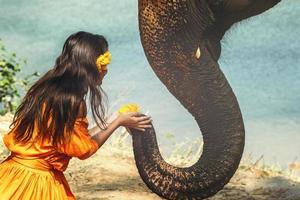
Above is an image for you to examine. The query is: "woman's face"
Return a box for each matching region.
[97,66,108,85]
[100,68,108,80]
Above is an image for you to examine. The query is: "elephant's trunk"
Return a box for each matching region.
[129,0,279,199]
[131,46,245,199]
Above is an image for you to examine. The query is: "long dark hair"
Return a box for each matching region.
[9,31,109,147]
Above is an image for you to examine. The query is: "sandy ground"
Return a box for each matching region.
[65,146,300,200]
[1,113,300,200]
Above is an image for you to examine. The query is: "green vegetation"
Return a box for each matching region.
[0,39,40,115]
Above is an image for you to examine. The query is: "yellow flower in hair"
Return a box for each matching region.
[118,103,140,114]
[96,51,111,71]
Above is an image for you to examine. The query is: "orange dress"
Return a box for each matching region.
[0,116,99,200]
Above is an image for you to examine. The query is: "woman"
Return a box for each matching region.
[0,31,152,199]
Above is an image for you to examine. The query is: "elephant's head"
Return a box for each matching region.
[128,0,281,199]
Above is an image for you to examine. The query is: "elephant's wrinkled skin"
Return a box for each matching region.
[128,0,281,199]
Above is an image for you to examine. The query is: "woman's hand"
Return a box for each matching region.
[116,112,152,133]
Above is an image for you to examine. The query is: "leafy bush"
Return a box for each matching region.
[0,39,40,115]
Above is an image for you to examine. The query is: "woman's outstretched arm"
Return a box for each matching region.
[89,117,120,149]
[77,100,152,149]
[89,112,152,149]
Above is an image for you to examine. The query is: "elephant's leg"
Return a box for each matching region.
[206,0,281,43]
[208,0,251,12]
[208,0,281,12]
[208,0,281,19]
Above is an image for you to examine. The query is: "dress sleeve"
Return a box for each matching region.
[57,117,99,160]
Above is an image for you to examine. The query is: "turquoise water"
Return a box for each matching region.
[0,0,299,169]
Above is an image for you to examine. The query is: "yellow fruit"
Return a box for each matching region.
[118,103,140,114]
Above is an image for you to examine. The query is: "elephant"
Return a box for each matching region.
[127,0,281,199]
